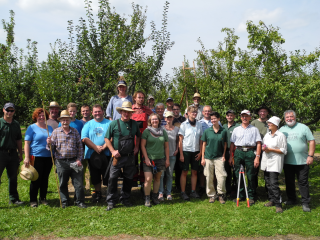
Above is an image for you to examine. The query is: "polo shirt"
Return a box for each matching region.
[230,124,262,146]
[279,122,314,165]
[141,129,168,160]
[251,119,268,139]
[223,122,240,148]
[201,126,227,159]
[178,119,203,152]
[105,119,140,150]
[0,118,22,150]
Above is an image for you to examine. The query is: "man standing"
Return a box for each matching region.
[105,101,140,211]
[82,104,111,202]
[131,91,153,187]
[279,110,315,212]
[47,101,62,130]
[80,105,92,125]
[184,93,204,121]
[0,103,24,205]
[223,110,240,196]
[59,103,83,135]
[155,103,166,126]
[164,97,174,114]
[147,95,156,113]
[229,110,262,206]
[199,105,213,132]
[251,105,271,192]
[172,103,186,128]
[47,110,86,208]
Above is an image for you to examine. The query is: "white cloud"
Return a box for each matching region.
[283,18,308,30]
[0,0,8,5]
[237,8,283,32]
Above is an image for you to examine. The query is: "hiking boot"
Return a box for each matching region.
[264,201,274,207]
[106,204,114,211]
[152,193,160,205]
[302,204,311,212]
[249,199,255,206]
[209,197,215,203]
[219,195,226,204]
[276,207,283,213]
[158,193,164,202]
[145,195,152,207]
[9,199,24,206]
[284,200,296,205]
[181,192,190,201]
[190,191,200,199]
[30,202,38,208]
[39,198,48,206]
[77,202,87,209]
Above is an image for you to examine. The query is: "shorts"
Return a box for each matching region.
[143,158,166,173]
[88,155,111,185]
[179,151,200,171]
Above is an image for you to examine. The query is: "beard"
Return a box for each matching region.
[193,101,199,106]
[286,120,296,127]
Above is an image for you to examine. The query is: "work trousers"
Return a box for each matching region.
[30,157,53,202]
[234,149,256,199]
[106,155,136,205]
[284,164,310,205]
[204,157,227,197]
[264,171,281,207]
[56,159,84,204]
[0,151,20,201]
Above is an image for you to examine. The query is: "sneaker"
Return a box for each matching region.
[145,196,152,207]
[158,193,164,202]
[167,195,173,200]
[30,202,38,208]
[180,192,190,201]
[284,200,296,205]
[9,199,24,205]
[302,204,311,212]
[152,193,160,205]
[249,199,255,206]
[264,201,274,207]
[276,207,283,213]
[106,204,114,211]
[190,191,200,199]
[39,199,48,206]
[219,196,226,204]
[209,197,215,203]
[77,202,87,208]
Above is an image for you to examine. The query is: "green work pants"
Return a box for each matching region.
[234,149,256,200]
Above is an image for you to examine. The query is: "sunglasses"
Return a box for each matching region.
[6,109,15,113]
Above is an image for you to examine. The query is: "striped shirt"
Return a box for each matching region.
[230,124,262,146]
[161,118,167,126]
[47,127,83,161]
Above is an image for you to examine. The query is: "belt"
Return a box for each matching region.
[0,149,16,153]
[236,146,256,152]
[58,157,77,161]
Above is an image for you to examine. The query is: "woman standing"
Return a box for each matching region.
[24,108,53,207]
[141,113,169,207]
[106,80,133,120]
[159,111,179,201]
[261,116,287,213]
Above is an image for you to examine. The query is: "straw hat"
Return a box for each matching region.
[20,165,39,181]
[116,101,136,114]
[57,110,72,121]
[193,93,201,99]
[47,101,62,109]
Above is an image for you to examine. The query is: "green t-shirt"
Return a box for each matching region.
[223,122,240,148]
[105,119,141,150]
[201,126,227,160]
[0,118,22,149]
[251,119,268,139]
[279,122,314,165]
[141,129,168,160]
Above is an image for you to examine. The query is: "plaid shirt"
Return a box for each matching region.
[47,127,83,161]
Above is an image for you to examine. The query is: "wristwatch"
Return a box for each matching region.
[308,155,314,158]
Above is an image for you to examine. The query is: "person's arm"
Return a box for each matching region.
[106,96,114,119]
[76,132,83,166]
[179,135,184,162]
[195,138,202,161]
[222,142,227,162]
[254,141,261,168]
[16,139,23,162]
[164,142,170,167]
[105,138,120,158]
[134,137,140,155]
[307,140,316,165]
[23,141,31,167]
[201,141,206,166]
[83,138,101,154]
[229,142,235,166]
[173,134,179,156]
[140,139,151,166]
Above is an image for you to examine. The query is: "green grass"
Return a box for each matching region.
[1,128,319,239]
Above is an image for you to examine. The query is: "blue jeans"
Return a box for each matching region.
[159,156,176,195]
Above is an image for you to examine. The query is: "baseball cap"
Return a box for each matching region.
[117,80,127,87]
[164,111,174,118]
[166,97,173,102]
[4,103,15,110]
[226,109,235,115]
[240,110,251,116]
[148,95,154,100]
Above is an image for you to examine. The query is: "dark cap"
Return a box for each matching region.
[4,103,15,110]
[226,109,235,115]
[166,97,173,102]
[117,80,127,87]
[256,105,272,114]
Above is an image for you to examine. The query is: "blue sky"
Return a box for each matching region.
[1,0,319,76]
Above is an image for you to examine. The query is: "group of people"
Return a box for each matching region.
[0,80,316,213]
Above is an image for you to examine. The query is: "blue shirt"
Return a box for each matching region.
[25,123,53,157]
[106,95,133,120]
[199,118,213,132]
[81,118,111,158]
[58,119,83,135]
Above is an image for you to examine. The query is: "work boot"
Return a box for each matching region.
[219,195,226,204]
[152,193,160,205]
[145,195,152,207]
[264,201,274,207]
[181,192,190,201]
[249,199,255,206]
[302,204,311,212]
[209,197,215,203]
[276,207,283,213]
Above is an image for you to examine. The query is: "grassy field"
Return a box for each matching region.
[0,129,320,239]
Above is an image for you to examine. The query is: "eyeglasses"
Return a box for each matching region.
[6,109,15,113]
